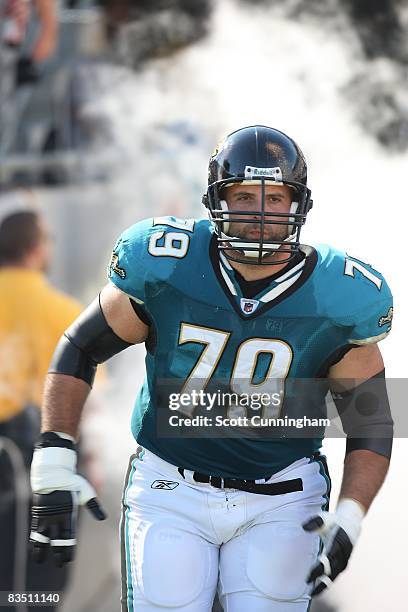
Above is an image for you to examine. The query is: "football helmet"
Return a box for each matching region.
[203,125,313,265]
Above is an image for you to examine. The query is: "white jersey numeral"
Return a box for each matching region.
[148,231,190,258]
[230,338,292,418]
[178,323,293,418]
[148,219,195,258]
[179,324,231,398]
[344,258,382,290]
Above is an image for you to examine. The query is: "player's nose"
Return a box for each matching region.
[249,200,263,216]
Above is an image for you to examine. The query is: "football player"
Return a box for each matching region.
[30,126,393,611]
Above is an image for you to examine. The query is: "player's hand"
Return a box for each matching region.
[30,431,107,567]
[302,499,365,596]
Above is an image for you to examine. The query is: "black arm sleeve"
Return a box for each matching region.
[129,298,152,326]
[49,294,133,387]
[331,369,394,459]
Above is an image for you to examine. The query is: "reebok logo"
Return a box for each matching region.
[244,166,283,181]
[151,480,179,490]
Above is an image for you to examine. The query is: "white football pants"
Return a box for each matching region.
[120,448,330,612]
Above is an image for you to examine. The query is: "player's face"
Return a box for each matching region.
[224,183,293,242]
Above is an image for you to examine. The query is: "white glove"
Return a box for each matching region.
[30,431,106,567]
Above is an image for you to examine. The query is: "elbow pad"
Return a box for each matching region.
[49,294,133,387]
[332,369,394,459]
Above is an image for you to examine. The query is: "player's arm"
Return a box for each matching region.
[303,343,393,596]
[41,283,148,436]
[30,283,148,566]
[328,343,391,510]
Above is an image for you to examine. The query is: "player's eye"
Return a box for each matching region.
[235,194,251,202]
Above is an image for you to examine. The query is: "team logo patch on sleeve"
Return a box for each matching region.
[378,307,393,327]
[108,252,126,279]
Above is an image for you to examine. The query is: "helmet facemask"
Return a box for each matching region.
[205,170,312,266]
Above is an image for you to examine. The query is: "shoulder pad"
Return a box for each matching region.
[107,216,212,304]
[314,245,393,344]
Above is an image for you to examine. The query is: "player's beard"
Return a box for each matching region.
[228,220,290,244]
[224,220,292,262]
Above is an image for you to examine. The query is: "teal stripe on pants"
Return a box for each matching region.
[121,455,137,612]
[308,453,332,603]
[310,453,332,511]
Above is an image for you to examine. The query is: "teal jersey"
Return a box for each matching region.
[108,217,393,479]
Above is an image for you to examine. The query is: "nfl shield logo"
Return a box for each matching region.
[240,298,259,314]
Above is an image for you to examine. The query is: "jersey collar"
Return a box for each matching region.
[209,236,318,320]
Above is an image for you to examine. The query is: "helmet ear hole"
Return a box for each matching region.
[288,201,299,237]
[216,200,230,234]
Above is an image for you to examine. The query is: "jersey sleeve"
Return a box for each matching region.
[348,271,393,345]
[107,221,150,304]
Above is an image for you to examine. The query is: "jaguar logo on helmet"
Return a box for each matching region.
[211,139,225,158]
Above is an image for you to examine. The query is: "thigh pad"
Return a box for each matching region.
[245,521,319,601]
[132,521,216,608]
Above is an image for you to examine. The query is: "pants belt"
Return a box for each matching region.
[178,468,303,496]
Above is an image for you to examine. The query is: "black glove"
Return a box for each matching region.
[302,499,364,596]
[30,432,106,567]
[16,56,40,86]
